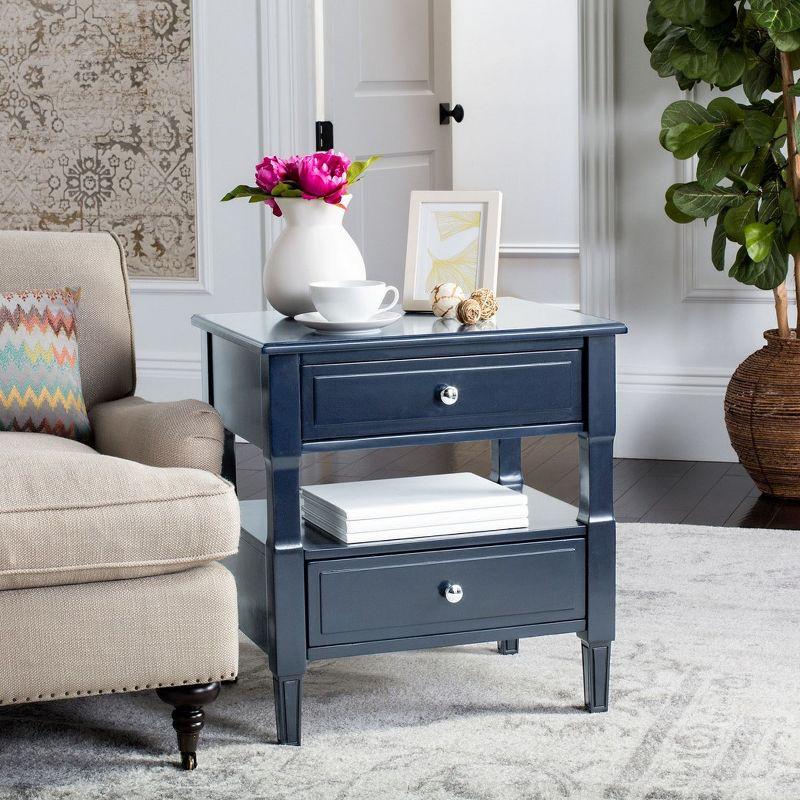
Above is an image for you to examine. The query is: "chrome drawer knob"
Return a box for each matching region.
[439,385,459,406]
[441,582,464,604]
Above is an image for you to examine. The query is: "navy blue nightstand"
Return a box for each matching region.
[193,298,627,745]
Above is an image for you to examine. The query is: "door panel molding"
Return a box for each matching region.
[579,0,615,318]
[261,0,316,251]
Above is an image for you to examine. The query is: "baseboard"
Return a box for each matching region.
[135,352,203,402]
[616,367,737,462]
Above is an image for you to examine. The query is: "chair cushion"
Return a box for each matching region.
[0,432,240,590]
[0,288,91,441]
[0,562,238,706]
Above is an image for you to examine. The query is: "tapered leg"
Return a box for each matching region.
[581,641,610,712]
[263,354,307,745]
[577,336,617,712]
[157,682,220,770]
[497,639,519,655]
[273,675,303,746]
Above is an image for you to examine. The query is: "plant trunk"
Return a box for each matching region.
[775,283,790,338]
[780,52,800,337]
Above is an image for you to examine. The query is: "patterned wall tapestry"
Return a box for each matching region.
[0,0,196,280]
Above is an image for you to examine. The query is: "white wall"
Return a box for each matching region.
[451,0,580,307]
[132,0,268,401]
[614,0,778,461]
[133,0,582,402]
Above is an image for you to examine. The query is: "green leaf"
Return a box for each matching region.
[724,195,758,243]
[729,124,754,152]
[729,246,766,284]
[750,0,800,34]
[754,237,790,289]
[647,2,673,35]
[760,184,782,225]
[672,40,719,80]
[743,60,774,103]
[708,96,744,122]
[701,0,735,26]
[741,145,769,186]
[220,184,269,202]
[715,48,746,86]
[769,29,800,52]
[673,182,745,219]
[656,0,706,24]
[744,221,777,262]
[268,182,302,198]
[743,110,777,146]
[651,30,684,77]
[780,188,798,235]
[697,144,733,188]
[665,122,719,159]
[661,100,714,129]
[712,211,729,270]
[665,183,695,224]
[346,156,379,185]
[789,223,800,254]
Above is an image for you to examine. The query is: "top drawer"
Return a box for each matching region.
[301,350,582,440]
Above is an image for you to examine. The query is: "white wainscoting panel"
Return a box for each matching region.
[131,0,309,403]
[612,1,780,461]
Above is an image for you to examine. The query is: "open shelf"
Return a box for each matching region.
[239,485,584,561]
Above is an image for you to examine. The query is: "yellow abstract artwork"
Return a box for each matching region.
[425,237,480,293]
[434,210,481,240]
[425,210,482,293]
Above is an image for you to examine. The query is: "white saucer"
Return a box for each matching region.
[295,310,403,336]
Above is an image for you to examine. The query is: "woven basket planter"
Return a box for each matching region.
[725,329,800,498]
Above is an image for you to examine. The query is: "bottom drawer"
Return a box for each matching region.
[306,539,586,647]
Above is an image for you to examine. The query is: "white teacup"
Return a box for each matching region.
[310,280,399,323]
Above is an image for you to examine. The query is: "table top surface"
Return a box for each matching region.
[193,297,627,354]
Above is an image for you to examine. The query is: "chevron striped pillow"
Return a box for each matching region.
[0,288,90,441]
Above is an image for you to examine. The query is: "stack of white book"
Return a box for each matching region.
[301,472,529,544]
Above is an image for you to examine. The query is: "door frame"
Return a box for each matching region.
[265,0,615,318]
[579,0,615,319]
[260,0,317,250]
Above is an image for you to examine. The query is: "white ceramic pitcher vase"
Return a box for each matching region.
[264,195,366,317]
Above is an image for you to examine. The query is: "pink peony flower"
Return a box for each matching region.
[254,155,287,193]
[282,155,302,183]
[297,150,351,204]
[255,155,288,217]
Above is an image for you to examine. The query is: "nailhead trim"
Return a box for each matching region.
[0,673,237,706]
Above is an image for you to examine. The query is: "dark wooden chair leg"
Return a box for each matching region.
[273,675,303,745]
[157,682,221,770]
[497,639,519,655]
[581,641,610,712]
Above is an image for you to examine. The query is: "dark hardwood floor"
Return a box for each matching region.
[235,434,800,529]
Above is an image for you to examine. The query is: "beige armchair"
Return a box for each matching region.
[0,231,240,770]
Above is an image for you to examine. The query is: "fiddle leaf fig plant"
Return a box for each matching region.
[646,0,800,336]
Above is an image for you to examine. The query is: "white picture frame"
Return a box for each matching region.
[402,190,502,312]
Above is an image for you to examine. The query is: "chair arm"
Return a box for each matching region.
[89,396,225,474]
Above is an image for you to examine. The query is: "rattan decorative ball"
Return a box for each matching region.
[456,298,482,325]
[470,288,499,320]
[430,283,466,319]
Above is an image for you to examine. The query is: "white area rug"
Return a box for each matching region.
[1,523,799,799]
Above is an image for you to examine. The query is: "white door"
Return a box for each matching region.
[320,0,453,288]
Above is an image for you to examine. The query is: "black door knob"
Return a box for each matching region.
[439,103,465,125]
